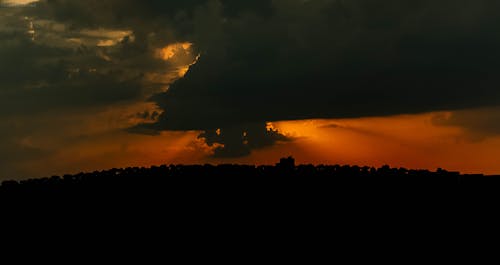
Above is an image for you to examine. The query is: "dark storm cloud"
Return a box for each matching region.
[0,0,198,175]
[24,0,273,38]
[150,0,500,128]
[0,0,190,116]
[1,1,260,116]
[0,34,143,115]
[19,0,291,156]
[129,0,500,156]
[198,122,290,158]
[5,0,500,158]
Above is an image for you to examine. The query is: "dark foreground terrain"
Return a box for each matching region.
[1,158,498,199]
[1,158,497,242]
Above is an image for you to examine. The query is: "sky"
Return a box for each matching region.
[1,0,500,179]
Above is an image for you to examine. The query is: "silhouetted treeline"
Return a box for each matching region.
[2,158,490,257]
[2,157,498,198]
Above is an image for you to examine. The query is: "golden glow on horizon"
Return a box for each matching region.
[13,112,500,178]
[264,114,500,175]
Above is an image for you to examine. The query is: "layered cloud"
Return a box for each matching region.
[0,0,200,176]
[139,0,500,155]
[2,0,500,170]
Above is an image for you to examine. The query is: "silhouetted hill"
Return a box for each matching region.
[2,157,498,244]
[2,157,498,199]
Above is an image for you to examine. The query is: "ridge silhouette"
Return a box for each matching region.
[1,157,498,198]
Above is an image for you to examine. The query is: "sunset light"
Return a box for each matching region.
[2,0,500,182]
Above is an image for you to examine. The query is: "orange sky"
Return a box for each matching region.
[269,115,500,175]
[3,41,498,179]
[3,1,500,181]
[16,111,500,178]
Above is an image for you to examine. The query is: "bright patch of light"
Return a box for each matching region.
[157,42,193,61]
[97,39,117,47]
[2,0,39,6]
[80,29,133,47]
[27,20,36,41]
[266,122,277,131]
[177,54,201,77]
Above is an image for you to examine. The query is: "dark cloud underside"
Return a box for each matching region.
[3,0,500,159]
[138,0,500,156]
[150,0,500,129]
